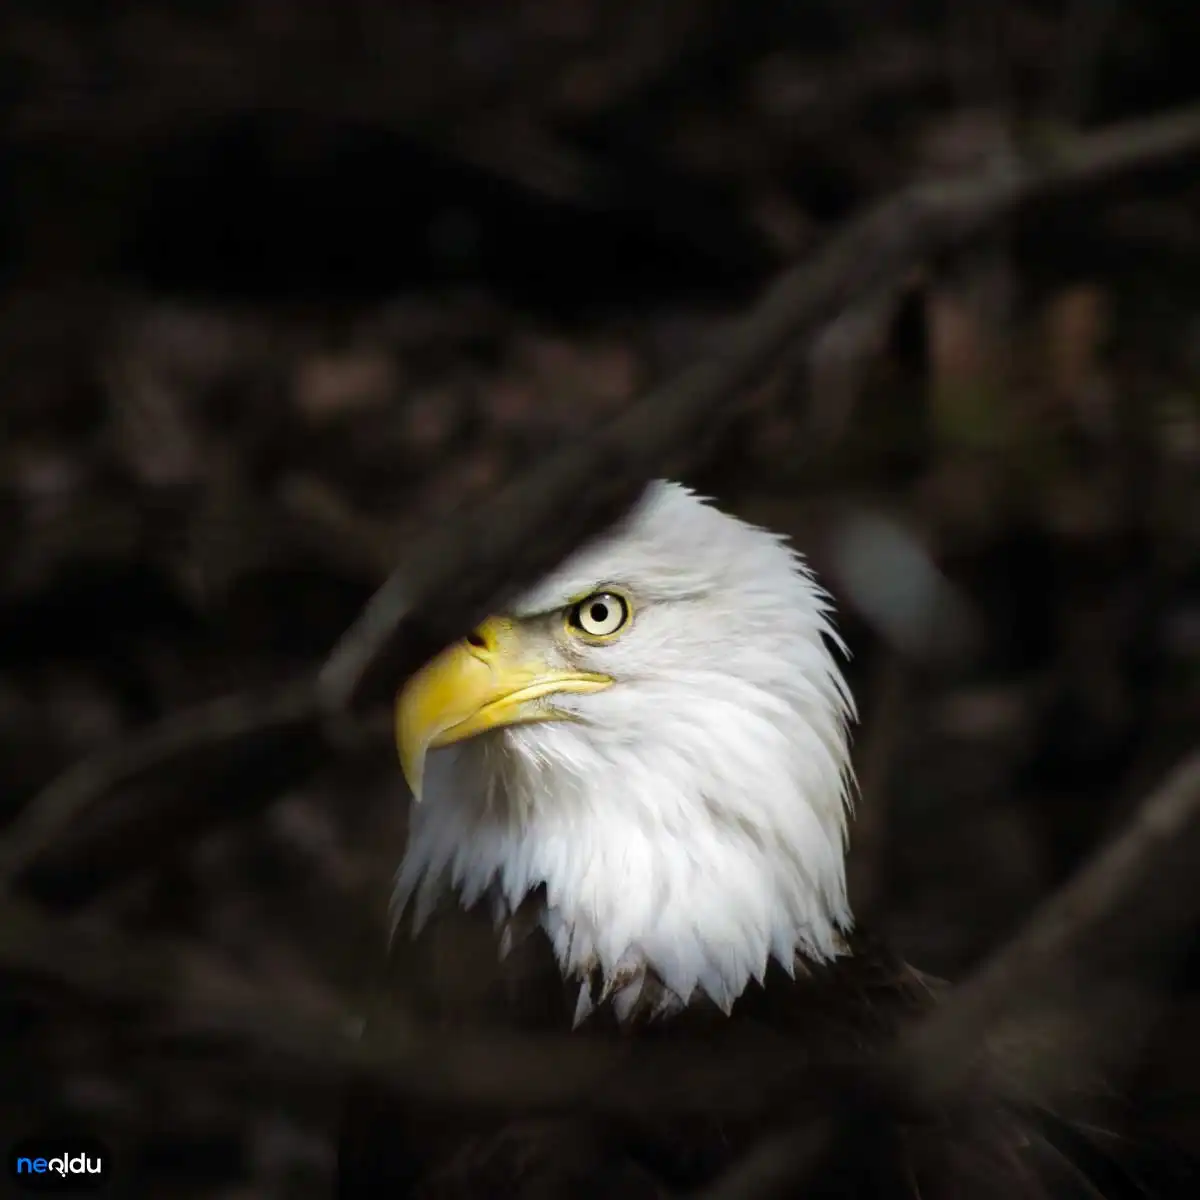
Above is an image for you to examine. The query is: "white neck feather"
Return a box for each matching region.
[393,664,855,1023]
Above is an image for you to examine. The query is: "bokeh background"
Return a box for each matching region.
[2,2,1200,1196]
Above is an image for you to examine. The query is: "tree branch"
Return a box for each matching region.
[696,747,1200,1197]
[899,748,1200,1101]
[317,102,1200,714]
[0,681,319,893]
[5,101,1200,930]
[2,749,1198,1131]
[0,893,821,1118]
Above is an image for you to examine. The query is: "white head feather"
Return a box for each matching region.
[393,481,857,1020]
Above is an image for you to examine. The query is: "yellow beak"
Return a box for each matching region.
[395,616,612,801]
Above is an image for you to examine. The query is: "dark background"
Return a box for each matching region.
[1,1,1199,1196]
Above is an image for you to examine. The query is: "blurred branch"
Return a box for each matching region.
[0,893,810,1118]
[697,748,1200,1197]
[900,748,1200,1099]
[0,681,319,893]
[317,101,1200,714]
[4,101,1200,909]
[0,749,1197,1132]
[1032,103,1200,193]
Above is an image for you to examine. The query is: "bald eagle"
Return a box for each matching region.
[337,482,1172,1199]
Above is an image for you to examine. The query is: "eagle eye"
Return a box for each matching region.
[566,592,630,640]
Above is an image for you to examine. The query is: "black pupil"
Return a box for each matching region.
[589,601,609,624]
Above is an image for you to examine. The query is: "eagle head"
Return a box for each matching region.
[392,481,856,1020]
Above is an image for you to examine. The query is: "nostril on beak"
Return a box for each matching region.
[466,628,488,650]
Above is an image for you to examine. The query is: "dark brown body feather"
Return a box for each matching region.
[337,896,1187,1199]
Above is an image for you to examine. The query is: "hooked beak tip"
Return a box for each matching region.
[398,742,426,804]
